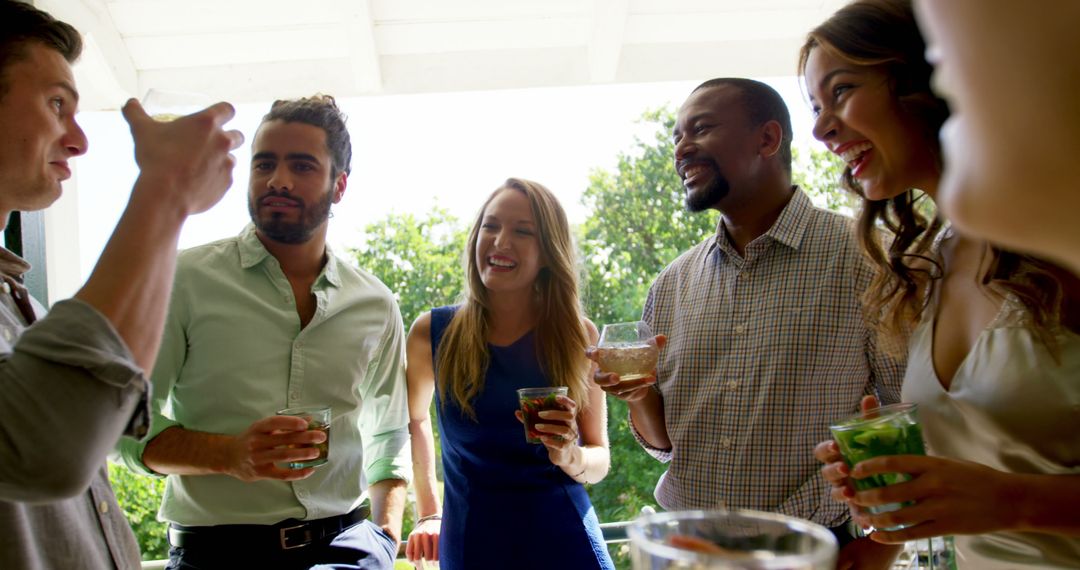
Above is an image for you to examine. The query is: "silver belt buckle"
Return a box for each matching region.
[279,524,312,550]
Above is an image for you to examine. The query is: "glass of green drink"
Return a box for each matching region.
[829,403,926,530]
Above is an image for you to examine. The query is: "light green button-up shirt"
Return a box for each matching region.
[116,225,410,526]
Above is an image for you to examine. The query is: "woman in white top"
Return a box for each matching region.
[800,1,1080,568]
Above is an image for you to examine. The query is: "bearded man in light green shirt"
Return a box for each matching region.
[116,95,410,569]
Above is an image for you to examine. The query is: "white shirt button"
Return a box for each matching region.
[734,324,745,334]
[727,380,739,390]
[720,436,732,449]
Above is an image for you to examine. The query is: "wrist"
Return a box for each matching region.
[131,173,199,222]
[570,446,587,480]
[416,513,442,525]
[1007,472,1040,532]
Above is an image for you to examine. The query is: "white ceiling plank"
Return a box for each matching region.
[137,58,361,104]
[629,0,829,13]
[40,0,137,99]
[125,28,347,69]
[372,0,586,23]
[48,0,859,110]
[588,0,628,83]
[624,9,832,44]
[335,0,383,94]
[106,0,338,36]
[375,18,590,55]
[380,47,590,94]
[619,38,810,82]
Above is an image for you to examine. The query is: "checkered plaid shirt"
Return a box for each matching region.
[635,188,904,527]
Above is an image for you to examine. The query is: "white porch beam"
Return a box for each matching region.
[336,0,383,94]
[588,0,628,83]
[39,0,137,110]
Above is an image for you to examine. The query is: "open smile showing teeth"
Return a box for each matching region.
[682,164,710,180]
[838,142,873,166]
[488,256,516,268]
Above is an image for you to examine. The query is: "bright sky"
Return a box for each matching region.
[71,76,818,280]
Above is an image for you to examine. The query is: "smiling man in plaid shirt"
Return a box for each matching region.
[594,78,906,568]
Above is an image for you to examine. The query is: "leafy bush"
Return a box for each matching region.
[108,463,168,560]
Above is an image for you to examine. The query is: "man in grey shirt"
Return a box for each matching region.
[0,2,243,568]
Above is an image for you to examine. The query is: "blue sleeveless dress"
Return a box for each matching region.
[430,306,614,570]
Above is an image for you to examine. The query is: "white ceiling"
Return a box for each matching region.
[40,0,847,111]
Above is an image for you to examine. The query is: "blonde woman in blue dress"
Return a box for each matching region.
[800,1,1080,568]
[404,178,614,570]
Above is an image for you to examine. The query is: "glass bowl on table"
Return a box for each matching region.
[628,509,837,569]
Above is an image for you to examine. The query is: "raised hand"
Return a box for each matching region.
[122,98,245,216]
[224,415,325,482]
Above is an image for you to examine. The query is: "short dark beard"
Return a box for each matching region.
[249,186,334,245]
[685,170,730,212]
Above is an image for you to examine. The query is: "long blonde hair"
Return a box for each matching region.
[436,178,591,419]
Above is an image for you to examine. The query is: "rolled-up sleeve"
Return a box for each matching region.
[358,300,411,486]
[114,283,189,478]
[0,299,148,502]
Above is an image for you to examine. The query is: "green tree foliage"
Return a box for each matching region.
[349,206,470,329]
[793,145,856,214]
[108,464,168,560]
[579,108,719,327]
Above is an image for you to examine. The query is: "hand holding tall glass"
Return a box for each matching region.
[829,403,926,529]
[596,321,660,382]
[629,509,837,569]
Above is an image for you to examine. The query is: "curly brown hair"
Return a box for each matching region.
[799,0,1072,353]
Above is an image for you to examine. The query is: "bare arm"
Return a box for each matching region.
[141,417,325,482]
[369,477,408,549]
[404,312,442,562]
[558,319,611,484]
[0,101,241,501]
[74,101,243,374]
[627,388,671,451]
[406,312,441,517]
[851,456,1080,543]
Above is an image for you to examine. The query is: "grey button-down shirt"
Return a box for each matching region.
[635,189,905,527]
[0,246,145,569]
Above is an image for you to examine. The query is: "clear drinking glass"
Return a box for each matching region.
[276,405,331,468]
[596,321,660,382]
[517,386,568,444]
[142,88,211,122]
[628,509,837,569]
[829,403,926,529]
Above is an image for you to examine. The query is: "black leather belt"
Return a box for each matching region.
[169,503,370,551]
